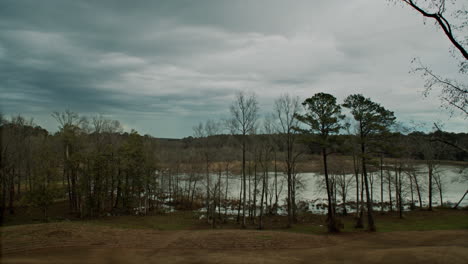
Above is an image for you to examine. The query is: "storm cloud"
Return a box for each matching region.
[1,0,466,137]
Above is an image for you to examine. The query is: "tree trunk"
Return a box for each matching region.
[454,190,468,209]
[287,166,292,228]
[225,163,229,222]
[253,161,257,223]
[341,177,347,216]
[248,161,252,220]
[414,173,422,208]
[438,180,443,207]
[380,155,384,213]
[398,166,403,219]
[259,170,266,230]
[353,152,363,228]
[394,166,399,214]
[286,137,294,228]
[0,169,7,222]
[292,166,297,223]
[206,158,210,223]
[428,163,433,211]
[237,174,242,223]
[388,172,393,212]
[323,148,338,232]
[8,169,15,215]
[409,171,415,210]
[218,168,222,221]
[242,139,246,228]
[274,152,278,213]
[361,142,375,232]
[265,160,269,212]
[370,172,374,203]
[17,167,21,198]
[191,180,197,206]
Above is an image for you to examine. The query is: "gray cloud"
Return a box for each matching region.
[1,0,466,138]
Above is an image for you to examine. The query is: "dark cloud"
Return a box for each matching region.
[1,0,466,138]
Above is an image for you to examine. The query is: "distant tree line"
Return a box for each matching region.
[1,93,467,232]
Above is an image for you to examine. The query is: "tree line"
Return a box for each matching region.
[1,92,467,232]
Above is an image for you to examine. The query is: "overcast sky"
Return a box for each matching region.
[1,0,467,138]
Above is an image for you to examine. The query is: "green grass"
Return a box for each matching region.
[2,200,75,226]
[288,224,328,235]
[4,201,467,235]
[287,209,468,234]
[371,209,468,232]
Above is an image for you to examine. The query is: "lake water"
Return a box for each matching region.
[219,164,468,213]
[149,163,467,215]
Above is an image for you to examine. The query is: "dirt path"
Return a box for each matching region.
[1,223,467,263]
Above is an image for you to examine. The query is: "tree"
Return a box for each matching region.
[413,59,467,116]
[342,120,366,227]
[263,114,281,214]
[332,158,354,216]
[117,130,145,213]
[295,93,344,232]
[2,115,38,216]
[394,1,468,118]
[343,94,396,232]
[398,0,467,60]
[229,91,259,228]
[52,110,87,214]
[193,119,221,225]
[274,94,301,227]
[23,134,61,220]
[257,119,277,229]
[433,167,445,206]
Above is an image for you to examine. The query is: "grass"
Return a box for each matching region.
[288,224,328,234]
[370,209,468,232]
[288,209,468,234]
[2,200,77,226]
[3,201,467,235]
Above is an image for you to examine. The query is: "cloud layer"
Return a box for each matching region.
[1,0,466,137]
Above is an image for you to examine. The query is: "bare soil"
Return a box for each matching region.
[1,223,467,263]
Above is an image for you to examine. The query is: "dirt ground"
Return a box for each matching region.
[1,223,467,264]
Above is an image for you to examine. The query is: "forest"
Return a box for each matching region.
[1,92,467,233]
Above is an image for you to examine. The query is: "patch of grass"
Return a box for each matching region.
[372,209,468,232]
[2,200,77,226]
[4,201,467,235]
[285,209,468,235]
[85,211,202,231]
[288,224,328,234]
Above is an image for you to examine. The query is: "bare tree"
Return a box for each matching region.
[257,120,276,229]
[433,166,445,207]
[412,59,467,116]
[229,91,259,228]
[274,94,301,227]
[392,1,468,119]
[193,119,221,225]
[397,0,467,60]
[404,162,424,208]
